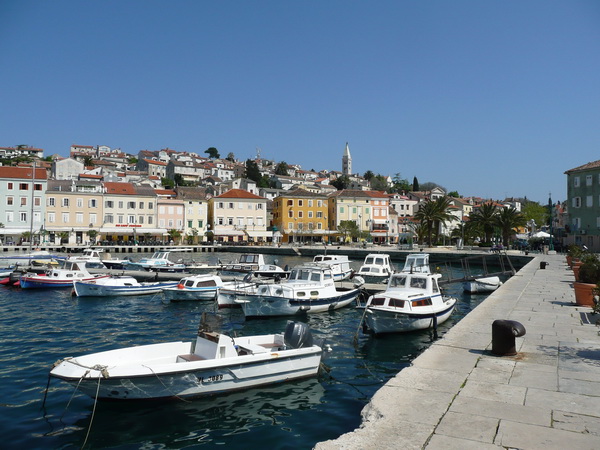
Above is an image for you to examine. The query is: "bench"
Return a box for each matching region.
[177,353,205,363]
[236,343,270,355]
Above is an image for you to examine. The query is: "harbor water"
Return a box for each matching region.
[0,252,500,449]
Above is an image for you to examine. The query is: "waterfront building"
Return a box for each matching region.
[564,160,600,251]
[45,179,103,245]
[208,189,269,243]
[0,166,47,245]
[176,187,209,244]
[156,189,185,243]
[272,188,329,244]
[328,189,390,244]
[51,157,85,180]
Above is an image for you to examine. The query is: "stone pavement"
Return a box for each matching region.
[316,254,600,449]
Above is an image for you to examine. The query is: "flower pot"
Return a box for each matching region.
[573,282,596,307]
[572,262,583,281]
[566,255,573,267]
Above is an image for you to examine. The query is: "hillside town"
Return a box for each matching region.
[0,143,570,250]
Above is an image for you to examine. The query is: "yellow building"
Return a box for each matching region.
[273,189,329,244]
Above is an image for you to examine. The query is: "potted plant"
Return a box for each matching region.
[567,244,584,268]
[574,254,600,307]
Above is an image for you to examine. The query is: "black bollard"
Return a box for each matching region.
[539,261,548,269]
[491,320,526,356]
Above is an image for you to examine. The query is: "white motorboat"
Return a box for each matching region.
[312,255,352,281]
[162,274,226,302]
[216,279,261,308]
[68,248,130,270]
[49,319,324,400]
[361,266,457,335]
[0,250,65,266]
[219,254,288,278]
[136,251,187,272]
[400,253,431,273]
[228,263,364,318]
[356,253,393,284]
[19,260,110,289]
[463,276,502,293]
[73,276,179,297]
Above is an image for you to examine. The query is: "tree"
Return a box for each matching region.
[447,191,460,198]
[469,202,499,243]
[414,197,455,246]
[204,147,220,159]
[161,177,174,188]
[391,173,410,193]
[331,175,350,190]
[174,174,186,186]
[87,229,98,244]
[226,152,236,162]
[363,170,375,181]
[275,161,289,176]
[412,177,420,191]
[83,155,94,167]
[337,220,359,242]
[522,200,547,229]
[370,175,388,192]
[496,207,527,247]
[167,229,182,244]
[244,159,261,183]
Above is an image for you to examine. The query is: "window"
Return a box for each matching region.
[128,215,135,224]
[48,197,55,207]
[586,175,593,186]
[20,197,27,206]
[298,200,304,207]
[308,200,313,207]
[128,202,136,209]
[89,199,97,208]
[6,197,13,206]
[34,197,41,206]
[317,222,322,229]
[587,196,593,207]
[20,212,27,222]
[228,202,234,209]
[298,211,303,218]
[139,202,144,209]
[117,215,124,224]
[288,210,294,218]
[138,216,144,224]
[168,206,174,214]
[19,183,28,190]
[105,200,113,208]
[48,212,55,223]
[572,197,581,208]
[62,213,69,223]
[227,217,233,225]
[90,213,97,224]
[574,177,580,187]
[118,201,124,209]
[104,214,114,224]
[34,183,42,191]
[7,182,13,190]
[317,211,323,218]
[159,219,165,227]
[76,213,84,224]
[148,203,153,210]
[288,222,294,230]
[77,198,83,208]
[308,211,313,218]
[62,198,69,207]
[218,202,224,209]
[287,200,293,206]
[217,217,224,225]
[317,200,322,207]
[148,216,153,225]
[6,212,13,223]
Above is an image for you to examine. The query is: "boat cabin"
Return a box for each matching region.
[401,254,431,273]
[178,275,222,289]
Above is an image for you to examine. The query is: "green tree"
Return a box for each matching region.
[244,159,261,183]
[363,170,375,181]
[412,177,420,191]
[391,173,410,193]
[161,177,174,188]
[331,175,350,190]
[87,229,99,244]
[447,191,460,198]
[469,202,499,243]
[226,152,236,162]
[204,147,220,159]
[275,161,289,176]
[496,207,527,247]
[174,174,186,187]
[83,155,94,167]
[522,200,547,229]
[370,175,388,191]
[414,197,455,246]
[337,220,359,242]
[167,229,182,244]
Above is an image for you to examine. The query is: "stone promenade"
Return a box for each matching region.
[316,254,600,449]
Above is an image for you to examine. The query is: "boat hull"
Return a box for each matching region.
[162,287,219,302]
[74,281,178,297]
[50,341,322,400]
[236,289,360,318]
[364,301,456,334]
[20,274,109,289]
[463,276,502,293]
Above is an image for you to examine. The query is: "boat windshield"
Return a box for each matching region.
[390,275,407,287]
[410,277,427,289]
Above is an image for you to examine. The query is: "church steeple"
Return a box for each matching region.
[342,142,352,176]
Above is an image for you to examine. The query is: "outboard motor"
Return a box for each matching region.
[284,321,314,349]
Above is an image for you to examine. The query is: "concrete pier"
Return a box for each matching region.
[316,254,600,449]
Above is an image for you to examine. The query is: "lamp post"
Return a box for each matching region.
[548,193,554,252]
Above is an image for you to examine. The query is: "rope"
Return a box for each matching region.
[60,370,90,422]
[81,375,101,449]
[353,289,370,344]
[142,364,191,403]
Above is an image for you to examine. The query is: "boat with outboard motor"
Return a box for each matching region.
[463,276,502,293]
[49,316,324,400]
[360,257,457,334]
[161,274,227,302]
[311,254,352,281]
[73,276,178,297]
[134,251,187,272]
[226,263,364,318]
[219,254,289,278]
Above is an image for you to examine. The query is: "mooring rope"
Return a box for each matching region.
[142,364,191,403]
[81,375,101,449]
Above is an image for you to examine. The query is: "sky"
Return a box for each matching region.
[1,1,599,204]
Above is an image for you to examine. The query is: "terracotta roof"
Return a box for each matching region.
[278,188,328,199]
[215,189,266,200]
[143,158,167,166]
[565,160,600,174]
[0,166,47,180]
[104,182,136,195]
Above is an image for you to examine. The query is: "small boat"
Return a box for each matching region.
[228,263,364,318]
[0,250,66,266]
[19,261,110,289]
[312,255,352,281]
[216,278,260,308]
[361,262,457,335]
[162,274,226,302]
[68,248,130,269]
[400,253,431,273]
[462,276,502,293]
[356,253,393,284]
[73,276,179,297]
[136,251,187,272]
[49,317,324,400]
[219,254,288,278]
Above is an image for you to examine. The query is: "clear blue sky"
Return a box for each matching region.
[1,1,599,204]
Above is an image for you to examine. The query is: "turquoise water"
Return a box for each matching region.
[0,252,493,449]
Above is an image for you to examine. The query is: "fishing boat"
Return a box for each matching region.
[229,263,364,318]
[19,260,110,289]
[360,266,457,335]
[161,274,226,302]
[356,253,393,284]
[219,254,288,278]
[68,248,130,270]
[400,253,431,273]
[73,276,178,297]
[136,251,187,272]
[312,254,352,281]
[0,250,65,266]
[462,276,502,293]
[49,317,324,400]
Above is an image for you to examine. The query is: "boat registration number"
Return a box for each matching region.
[197,374,223,383]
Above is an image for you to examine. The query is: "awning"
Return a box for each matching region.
[0,228,32,235]
[246,231,273,238]
[213,230,245,236]
[100,227,168,235]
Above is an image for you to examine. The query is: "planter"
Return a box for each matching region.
[573,282,596,307]
[572,262,583,281]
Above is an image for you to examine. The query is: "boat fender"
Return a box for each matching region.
[177,283,185,289]
[243,273,253,282]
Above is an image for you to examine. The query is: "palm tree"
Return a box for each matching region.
[167,229,182,245]
[469,202,498,243]
[496,207,527,247]
[414,197,455,246]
